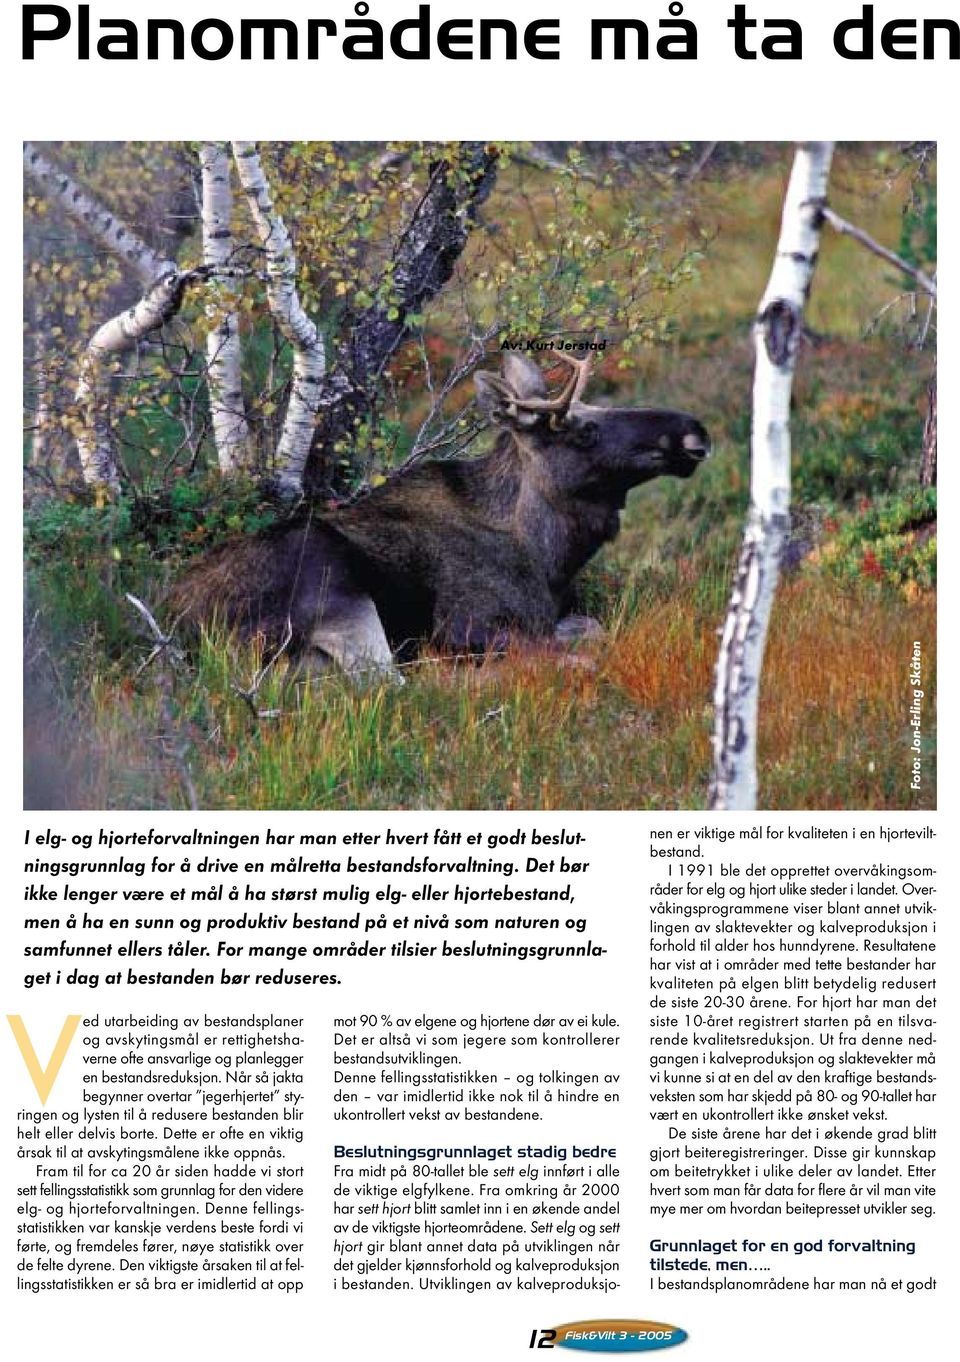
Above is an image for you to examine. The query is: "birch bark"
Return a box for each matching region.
[232,142,325,497]
[199,143,250,475]
[75,272,191,492]
[920,365,937,488]
[24,144,184,494]
[710,142,835,811]
[28,336,49,471]
[24,143,172,289]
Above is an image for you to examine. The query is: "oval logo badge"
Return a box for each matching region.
[552,1320,687,1353]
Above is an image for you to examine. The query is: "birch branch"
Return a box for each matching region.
[821,207,937,299]
[232,141,325,498]
[199,143,251,475]
[125,594,198,810]
[76,268,207,493]
[710,142,835,812]
[24,143,174,287]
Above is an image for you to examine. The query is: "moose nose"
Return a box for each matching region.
[682,431,711,460]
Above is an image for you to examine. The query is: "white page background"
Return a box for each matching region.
[4,3,955,1358]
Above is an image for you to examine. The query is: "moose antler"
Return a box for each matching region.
[475,350,595,429]
[512,352,593,415]
[551,351,594,405]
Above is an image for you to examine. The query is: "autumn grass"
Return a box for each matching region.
[25,557,935,812]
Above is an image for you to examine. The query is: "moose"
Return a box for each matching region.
[167,351,711,675]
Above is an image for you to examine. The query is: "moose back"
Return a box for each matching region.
[168,352,711,674]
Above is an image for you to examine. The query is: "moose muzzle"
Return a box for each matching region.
[682,431,712,460]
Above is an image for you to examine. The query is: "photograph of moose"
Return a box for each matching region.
[23,141,936,811]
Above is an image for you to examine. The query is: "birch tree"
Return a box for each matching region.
[710,142,835,811]
[25,143,190,494]
[232,141,325,498]
[200,143,251,475]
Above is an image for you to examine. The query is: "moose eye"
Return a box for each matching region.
[577,422,600,449]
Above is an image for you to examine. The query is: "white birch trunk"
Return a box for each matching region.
[232,141,325,497]
[710,142,835,811]
[25,143,186,494]
[199,143,251,475]
[24,143,173,288]
[29,335,49,469]
[76,271,191,493]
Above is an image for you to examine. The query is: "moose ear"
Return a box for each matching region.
[474,371,540,428]
[474,371,511,419]
[501,352,547,401]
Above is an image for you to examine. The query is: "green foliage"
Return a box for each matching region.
[895,155,937,286]
[791,392,922,505]
[808,488,937,597]
[24,479,280,673]
[464,155,700,356]
[25,478,277,569]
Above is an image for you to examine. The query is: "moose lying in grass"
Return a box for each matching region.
[168,352,711,676]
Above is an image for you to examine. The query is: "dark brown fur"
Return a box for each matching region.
[168,355,711,670]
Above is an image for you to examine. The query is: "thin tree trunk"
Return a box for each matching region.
[76,271,194,493]
[232,142,325,498]
[710,142,835,811]
[28,334,49,469]
[199,143,251,476]
[920,365,937,488]
[25,144,186,494]
[24,143,173,288]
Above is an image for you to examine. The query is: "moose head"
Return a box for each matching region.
[474,350,711,500]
